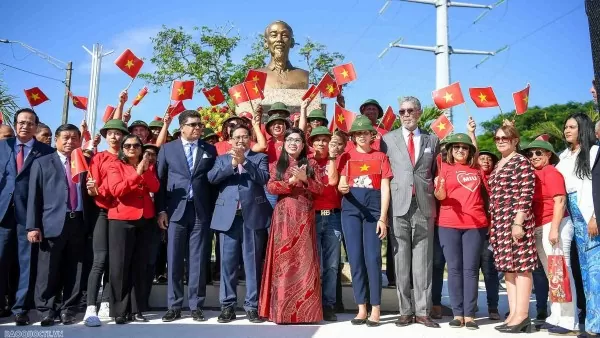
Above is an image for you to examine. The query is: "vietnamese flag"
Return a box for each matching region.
[302,84,319,103]
[153,116,162,121]
[347,160,382,177]
[513,84,530,115]
[70,148,90,183]
[171,80,194,101]
[202,86,225,106]
[535,134,550,141]
[333,63,357,86]
[167,100,186,118]
[244,81,264,100]
[24,87,49,107]
[114,49,144,78]
[102,105,116,123]
[468,87,499,108]
[245,70,267,92]
[380,106,396,131]
[430,114,454,140]
[317,73,340,98]
[228,83,250,105]
[71,96,88,110]
[432,82,465,110]
[334,103,356,133]
[132,86,148,106]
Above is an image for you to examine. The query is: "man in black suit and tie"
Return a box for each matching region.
[0,109,54,325]
[156,110,217,322]
[27,124,93,326]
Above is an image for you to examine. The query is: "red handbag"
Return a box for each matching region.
[547,249,572,303]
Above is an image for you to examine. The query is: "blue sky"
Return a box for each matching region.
[0,0,594,136]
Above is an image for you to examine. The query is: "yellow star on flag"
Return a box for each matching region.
[208,94,216,103]
[326,84,335,94]
[443,92,453,103]
[252,85,259,94]
[30,93,40,101]
[337,114,345,124]
[177,87,186,96]
[125,60,134,69]
[359,163,370,172]
[478,93,487,102]
[341,69,349,78]
[437,122,446,131]
[135,94,142,101]
[233,91,241,99]
[73,98,78,105]
[252,76,260,82]
[523,95,529,104]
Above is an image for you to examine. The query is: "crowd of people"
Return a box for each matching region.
[0,86,600,337]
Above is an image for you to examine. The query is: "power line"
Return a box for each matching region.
[0,62,66,84]
[506,4,583,47]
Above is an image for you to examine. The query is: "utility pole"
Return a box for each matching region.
[379,0,498,123]
[61,61,73,124]
[83,44,113,139]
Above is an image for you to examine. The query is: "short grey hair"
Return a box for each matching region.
[595,120,600,132]
[399,96,422,111]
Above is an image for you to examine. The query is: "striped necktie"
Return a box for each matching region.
[185,143,194,199]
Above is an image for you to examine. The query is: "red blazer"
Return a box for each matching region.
[106,161,160,220]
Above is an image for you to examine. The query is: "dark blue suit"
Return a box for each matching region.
[27,152,93,317]
[0,138,54,315]
[208,151,271,310]
[156,139,217,310]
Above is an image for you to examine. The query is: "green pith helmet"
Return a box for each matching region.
[359,99,384,118]
[128,120,149,133]
[201,128,218,140]
[307,109,328,125]
[309,126,332,142]
[349,115,376,134]
[479,150,499,163]
[444,133,476,153]
[172,128,181,138]
[148,120,164,129]
[267,102,290,117]
[99,119,130,138]
[265,113,291,135]
[143,144,159,153]
[521,140,560,165]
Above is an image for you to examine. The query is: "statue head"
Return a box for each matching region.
[264,21,295,61]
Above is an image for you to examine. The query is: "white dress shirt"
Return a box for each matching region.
[181,138,199,168]
[57,151,83,212]
[401,127,422,163]
[14,138,35,162]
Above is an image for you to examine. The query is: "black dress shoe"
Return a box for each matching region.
[217,307,236,323]
[246,310,263,323]
[40,316,55,327]
[61,313,76,325]
[494,323,508,330]
[498,318,532,333]
[323,307,338,322]
[134,313,148,322]
[415,316,441,328]
[115,316,128,324]
[395,315,414,327]
[191,309,206,322]
[351,318,367,325]
[14,313,30,326]
[0,309,12,318]
[162,309,181,322]
[366,319,380,327]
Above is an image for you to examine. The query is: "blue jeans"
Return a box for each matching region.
[480,238,499,310]
[432,226,446,306]
[316,211,343,308]
[533,263,549,312]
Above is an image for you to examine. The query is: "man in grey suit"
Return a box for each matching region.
[380,96,440,328]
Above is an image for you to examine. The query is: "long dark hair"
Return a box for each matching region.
[118,134,144,164]
[563,112,596,179]
[275,127,315,181]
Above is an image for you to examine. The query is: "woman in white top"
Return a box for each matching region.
[555,112,600,337]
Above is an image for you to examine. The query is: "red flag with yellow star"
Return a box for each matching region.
[114,49,144,78]
[535,134,550,141]
[24,87,49,107]
[167,100,186,118]
[334,103,356,133]
[71,96,88,110]
[228,84,250,105]
[468,87,499,108]
[243,81,264,100]
[380,106,396,131]
[513,84,530,115]
[333,63,357,86]
[432,82,465,110]
[70,148,90,183]
[171,80,194,101]
[347,160,382,177]
[202,86,225,106]
[245,70,267,92]
[430,114,453,140]
[317,73,340,98]
[102,105,116,123]
[132,86,148,106]
[302,84,319,103]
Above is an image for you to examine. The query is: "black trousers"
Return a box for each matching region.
[34,213,85,317]
[86,209,110,306]
[108,218,151,317]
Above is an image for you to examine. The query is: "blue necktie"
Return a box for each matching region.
[185,143,194,199]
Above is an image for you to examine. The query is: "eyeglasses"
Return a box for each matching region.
[123,143,141,149]
[232,135,250,141]
[494,136,512,143]
[452,145,470,151]
[17,121,36,128]
[398,108,417,116]
[184,122,203,129]
[285,138,303,144]
[526,150,544,158]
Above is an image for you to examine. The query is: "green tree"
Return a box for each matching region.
[0,76,18,126]
[298,38,344,84]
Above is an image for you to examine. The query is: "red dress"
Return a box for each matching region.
[258,158,324,324]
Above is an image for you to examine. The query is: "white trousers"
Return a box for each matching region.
[534,217,578,331]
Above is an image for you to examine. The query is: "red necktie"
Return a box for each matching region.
[65,156,78,211]
[408,132,415,195]
[16,144,24,173]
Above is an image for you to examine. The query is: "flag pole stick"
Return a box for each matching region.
[124,77,136,91]
[497,104,505,119]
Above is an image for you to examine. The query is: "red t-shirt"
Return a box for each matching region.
[343,126,386,152]
[310,155,341,210]
[89,150,119,210]
[215,140,257,156]
[338,148,393,190]
[533,165,568,227]
[266,138,284,165]
[437,163,488,229]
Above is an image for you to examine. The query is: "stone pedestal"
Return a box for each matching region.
[235,88,325,121]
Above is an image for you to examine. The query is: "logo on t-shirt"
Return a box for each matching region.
[456,171,480,192]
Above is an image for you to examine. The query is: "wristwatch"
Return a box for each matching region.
[328,156,337,160]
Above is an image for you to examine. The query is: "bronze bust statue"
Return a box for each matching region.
[257,21,309,90]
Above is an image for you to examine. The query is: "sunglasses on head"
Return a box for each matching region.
[123,143,141,150]
[526,150,545,158]
[494,136,512,143]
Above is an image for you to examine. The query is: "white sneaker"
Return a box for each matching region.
[84,305,101,327]
[98,302,110,319]
[83,305,97,320]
